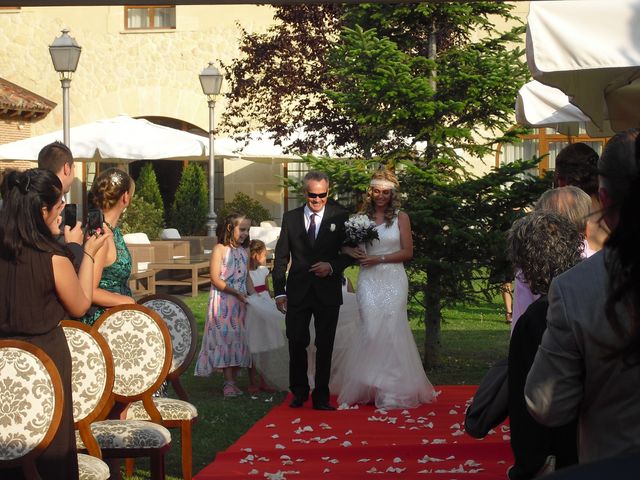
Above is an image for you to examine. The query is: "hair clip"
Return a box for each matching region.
[110,171,123,187]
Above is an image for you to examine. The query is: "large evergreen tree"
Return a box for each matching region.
[223,4,546,367]
[170,163,208,236]
[135,163,165,219]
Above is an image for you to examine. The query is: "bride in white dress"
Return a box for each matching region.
[338,169,436,409]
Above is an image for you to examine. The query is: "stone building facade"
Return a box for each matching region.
[0,5,290,220]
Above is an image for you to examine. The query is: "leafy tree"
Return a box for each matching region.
[121,196,164,240]
[217,192,272,226]
[169,163,208,236]
[224,4,543,367]
[134,163,165,220]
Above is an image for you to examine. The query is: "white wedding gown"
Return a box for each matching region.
[337,216,436,409]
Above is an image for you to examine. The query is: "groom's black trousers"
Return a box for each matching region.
[285,287,340,404]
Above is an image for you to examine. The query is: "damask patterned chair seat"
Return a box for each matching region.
[77,453,110,480]
[75,420,172,449]
[127,398,198,421]
[126,294,199,479]
[93,305,174,480]
[0,340,63,479]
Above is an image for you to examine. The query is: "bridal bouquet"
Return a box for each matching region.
[343,214,379,247]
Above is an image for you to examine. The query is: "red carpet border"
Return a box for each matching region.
[195,385,513,479]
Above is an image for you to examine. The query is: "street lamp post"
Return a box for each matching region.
[199,62,223,237]
[49,28,81,203]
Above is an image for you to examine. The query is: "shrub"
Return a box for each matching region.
[121,196,164,240]
[135,163,165,219]
[169,163,208,235]
[217,192,272,226]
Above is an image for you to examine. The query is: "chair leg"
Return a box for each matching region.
[106,458,123,480]
[149,453,165,480]
[125,457,135,476]
[181,420,193,480]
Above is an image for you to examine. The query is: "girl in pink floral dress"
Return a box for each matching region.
[195,213,254,397]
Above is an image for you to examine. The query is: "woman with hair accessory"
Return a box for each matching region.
[338,169,436,409]
[0,168,109,479]
[79,168,136,326]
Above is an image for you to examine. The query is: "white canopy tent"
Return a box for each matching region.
[527,0,640,132]
[0,115,239,162]
[516,80,614,137]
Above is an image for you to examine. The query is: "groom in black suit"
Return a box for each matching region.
[273,171,351,410]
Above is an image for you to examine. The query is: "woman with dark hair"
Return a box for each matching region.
[0,168,108,479]
[507,211,582,479]
[526,129,640,464]
[553,142,609,254]
[80,168,136,325]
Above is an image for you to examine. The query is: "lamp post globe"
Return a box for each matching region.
[49,28,81,203]
[199,62,223,237]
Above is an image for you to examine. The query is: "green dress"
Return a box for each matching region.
[80,224,133,326]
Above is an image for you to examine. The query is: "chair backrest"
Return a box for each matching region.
[137,294,197,378]
[249,226,281,250]
[62,321,114,427]
[94,304,172,404]
[0,339,63,474]
[123,232,151,245]
[160,228,181,240]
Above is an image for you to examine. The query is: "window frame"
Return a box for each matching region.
[124,5,176,31]
[496,127,609,176]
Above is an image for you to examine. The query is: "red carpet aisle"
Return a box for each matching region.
[194,386,512,479]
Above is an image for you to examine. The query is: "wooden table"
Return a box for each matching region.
[151,255,210,297]
[129,269,156,299]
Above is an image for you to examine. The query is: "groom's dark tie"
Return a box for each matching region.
[308,213,317,245]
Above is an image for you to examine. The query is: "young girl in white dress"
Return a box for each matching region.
[339,169,436,409]
[245,240,286,392]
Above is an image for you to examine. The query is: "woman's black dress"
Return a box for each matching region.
[0,247,79,479]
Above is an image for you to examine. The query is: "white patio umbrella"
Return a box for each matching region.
[216,133,300,164]
[527,0,640,132]
[516,80,614,137]
[0,115,238,162]
[217,130,424,163]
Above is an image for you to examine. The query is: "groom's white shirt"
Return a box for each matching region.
[304,205,325,241]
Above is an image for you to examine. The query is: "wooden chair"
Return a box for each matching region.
[0,340,64,479]
[125,293,199,479]
[62,321,113,480]
[138,293,198,401]
[92,304,174,480]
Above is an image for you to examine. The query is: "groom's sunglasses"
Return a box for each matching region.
[306,191,328,199]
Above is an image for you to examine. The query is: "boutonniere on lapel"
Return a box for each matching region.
[330,223,336,232]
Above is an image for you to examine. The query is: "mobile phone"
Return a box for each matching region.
[63,204,77,228]
[86,208,104,235]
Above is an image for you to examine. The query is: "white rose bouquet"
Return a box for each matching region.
[343,214,379,247]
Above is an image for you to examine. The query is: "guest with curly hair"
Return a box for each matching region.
[511,186,592,330]
[526,129,640,464]
[506,211,583,479]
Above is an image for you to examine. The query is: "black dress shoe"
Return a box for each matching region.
[289,396,306,408]
[312,402,336,411]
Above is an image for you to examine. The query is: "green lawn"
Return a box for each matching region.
[126,275,510,479]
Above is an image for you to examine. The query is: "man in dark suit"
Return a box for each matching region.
[38,141,83,270]
[273,171,351,410]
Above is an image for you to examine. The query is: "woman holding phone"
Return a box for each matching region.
[80,168,136,326]
[0,168,109,479]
